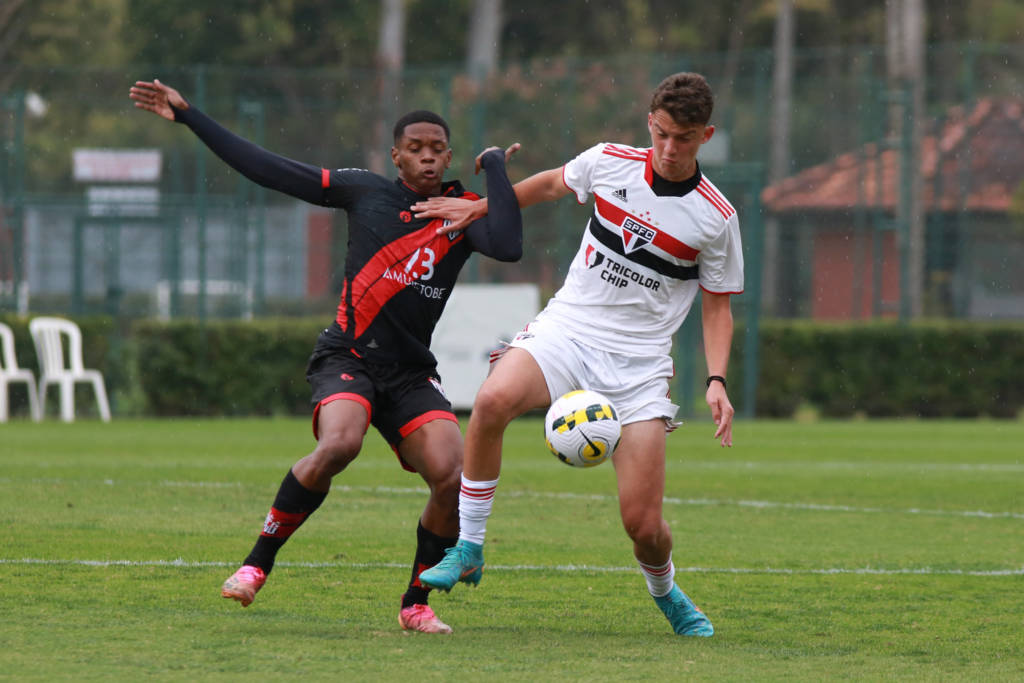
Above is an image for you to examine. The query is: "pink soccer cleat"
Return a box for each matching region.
[398,604,453,634]
[221,565,267,607]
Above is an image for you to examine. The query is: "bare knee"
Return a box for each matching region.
[621,511,670,551]
[430,464,461,502]
[311,430,363,477]
[471,382,520,432]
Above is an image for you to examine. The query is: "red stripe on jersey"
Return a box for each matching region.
[348,221,463,337]
[321,168,330,188]
[696,180,735,219]
[335,279,349,328]
[398,409,458,438]
[603,149,648,163]
[603,143,647,160]
[594,194,700,261]
[644,149,654,185]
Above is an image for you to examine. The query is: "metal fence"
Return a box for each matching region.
[2,44,1023,414]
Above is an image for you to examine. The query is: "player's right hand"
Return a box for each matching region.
[412,196,487,235]
[129,79,188,121]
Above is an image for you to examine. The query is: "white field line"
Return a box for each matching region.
[332,485,1024,521]
[1,557,1022,577]
[2,477,1022,521]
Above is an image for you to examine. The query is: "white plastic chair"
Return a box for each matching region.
[0,322,41,422]
[28,317,111,422]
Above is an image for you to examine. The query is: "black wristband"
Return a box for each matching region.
[706,375,727,389]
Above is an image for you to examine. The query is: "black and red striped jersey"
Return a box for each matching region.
[174,105,522,367]
[321,169,491,365]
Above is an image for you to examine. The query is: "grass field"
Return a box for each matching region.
[2,417,1022,680]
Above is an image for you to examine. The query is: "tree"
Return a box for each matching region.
[763,0,795,315]
[467,0,502,85]
[368,0,406,175]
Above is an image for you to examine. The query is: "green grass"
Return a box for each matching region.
[2,418,1023,681]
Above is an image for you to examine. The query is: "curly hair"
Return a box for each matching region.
[649,73,714,126]
[393,110,451,144]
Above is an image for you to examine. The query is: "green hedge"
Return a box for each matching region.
[132,318,327,416]
[4,315,1022,419]
[732,320,1024,419]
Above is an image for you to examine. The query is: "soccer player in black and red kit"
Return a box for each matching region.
[130,79,522,634]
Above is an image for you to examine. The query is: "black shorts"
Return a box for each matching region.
[305,342,457,469]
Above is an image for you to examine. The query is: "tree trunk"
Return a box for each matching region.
[764,0,795,316]
[715,0,753,117]
[0,0,29,89]
[369,0,406,175]
[467,0,502,85]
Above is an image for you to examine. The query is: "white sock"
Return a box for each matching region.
[637,555,676,598]
[458,475,498,545]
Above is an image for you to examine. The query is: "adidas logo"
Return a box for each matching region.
[613,188,628,202]
[367,339,380,349]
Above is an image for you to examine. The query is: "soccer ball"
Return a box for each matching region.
[544,390,621,468]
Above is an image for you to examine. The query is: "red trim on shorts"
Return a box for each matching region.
[398,410,458,439]
[385,411,459,475]
[312,392,371,440]
[321,168,330,188]
[389,443,417,473]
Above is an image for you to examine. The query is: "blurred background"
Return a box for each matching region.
[1,0,1022,420]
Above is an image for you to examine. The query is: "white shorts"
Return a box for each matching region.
[507,316,679,426]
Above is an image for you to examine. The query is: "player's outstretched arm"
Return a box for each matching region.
[412,143,520,233]
[702,290,735,447]
[512,167,572,208]
[129,78,326,205]
[463,147,523,262]
[415,164,570,235]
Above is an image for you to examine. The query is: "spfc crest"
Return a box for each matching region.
[621,217,655,254]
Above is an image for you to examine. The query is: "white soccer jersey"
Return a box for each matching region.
[538,142,744,356]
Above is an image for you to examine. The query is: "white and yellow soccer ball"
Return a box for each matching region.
[544,390,621,468]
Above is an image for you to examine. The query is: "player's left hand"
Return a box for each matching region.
[474,142,521,174]
[706,384,734,447]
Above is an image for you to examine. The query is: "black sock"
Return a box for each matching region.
[243,469,327,574]
[401,521,457,608]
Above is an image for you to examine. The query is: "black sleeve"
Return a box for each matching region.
[172,103,330,206]
[463,149,523,262]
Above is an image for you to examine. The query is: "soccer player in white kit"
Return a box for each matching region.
[415,73,742,636]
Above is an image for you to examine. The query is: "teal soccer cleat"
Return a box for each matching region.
[418,539,484,592]
[654,585,714,636]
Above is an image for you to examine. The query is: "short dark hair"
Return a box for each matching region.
[393,110,451,144]
[650,73,714,126]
